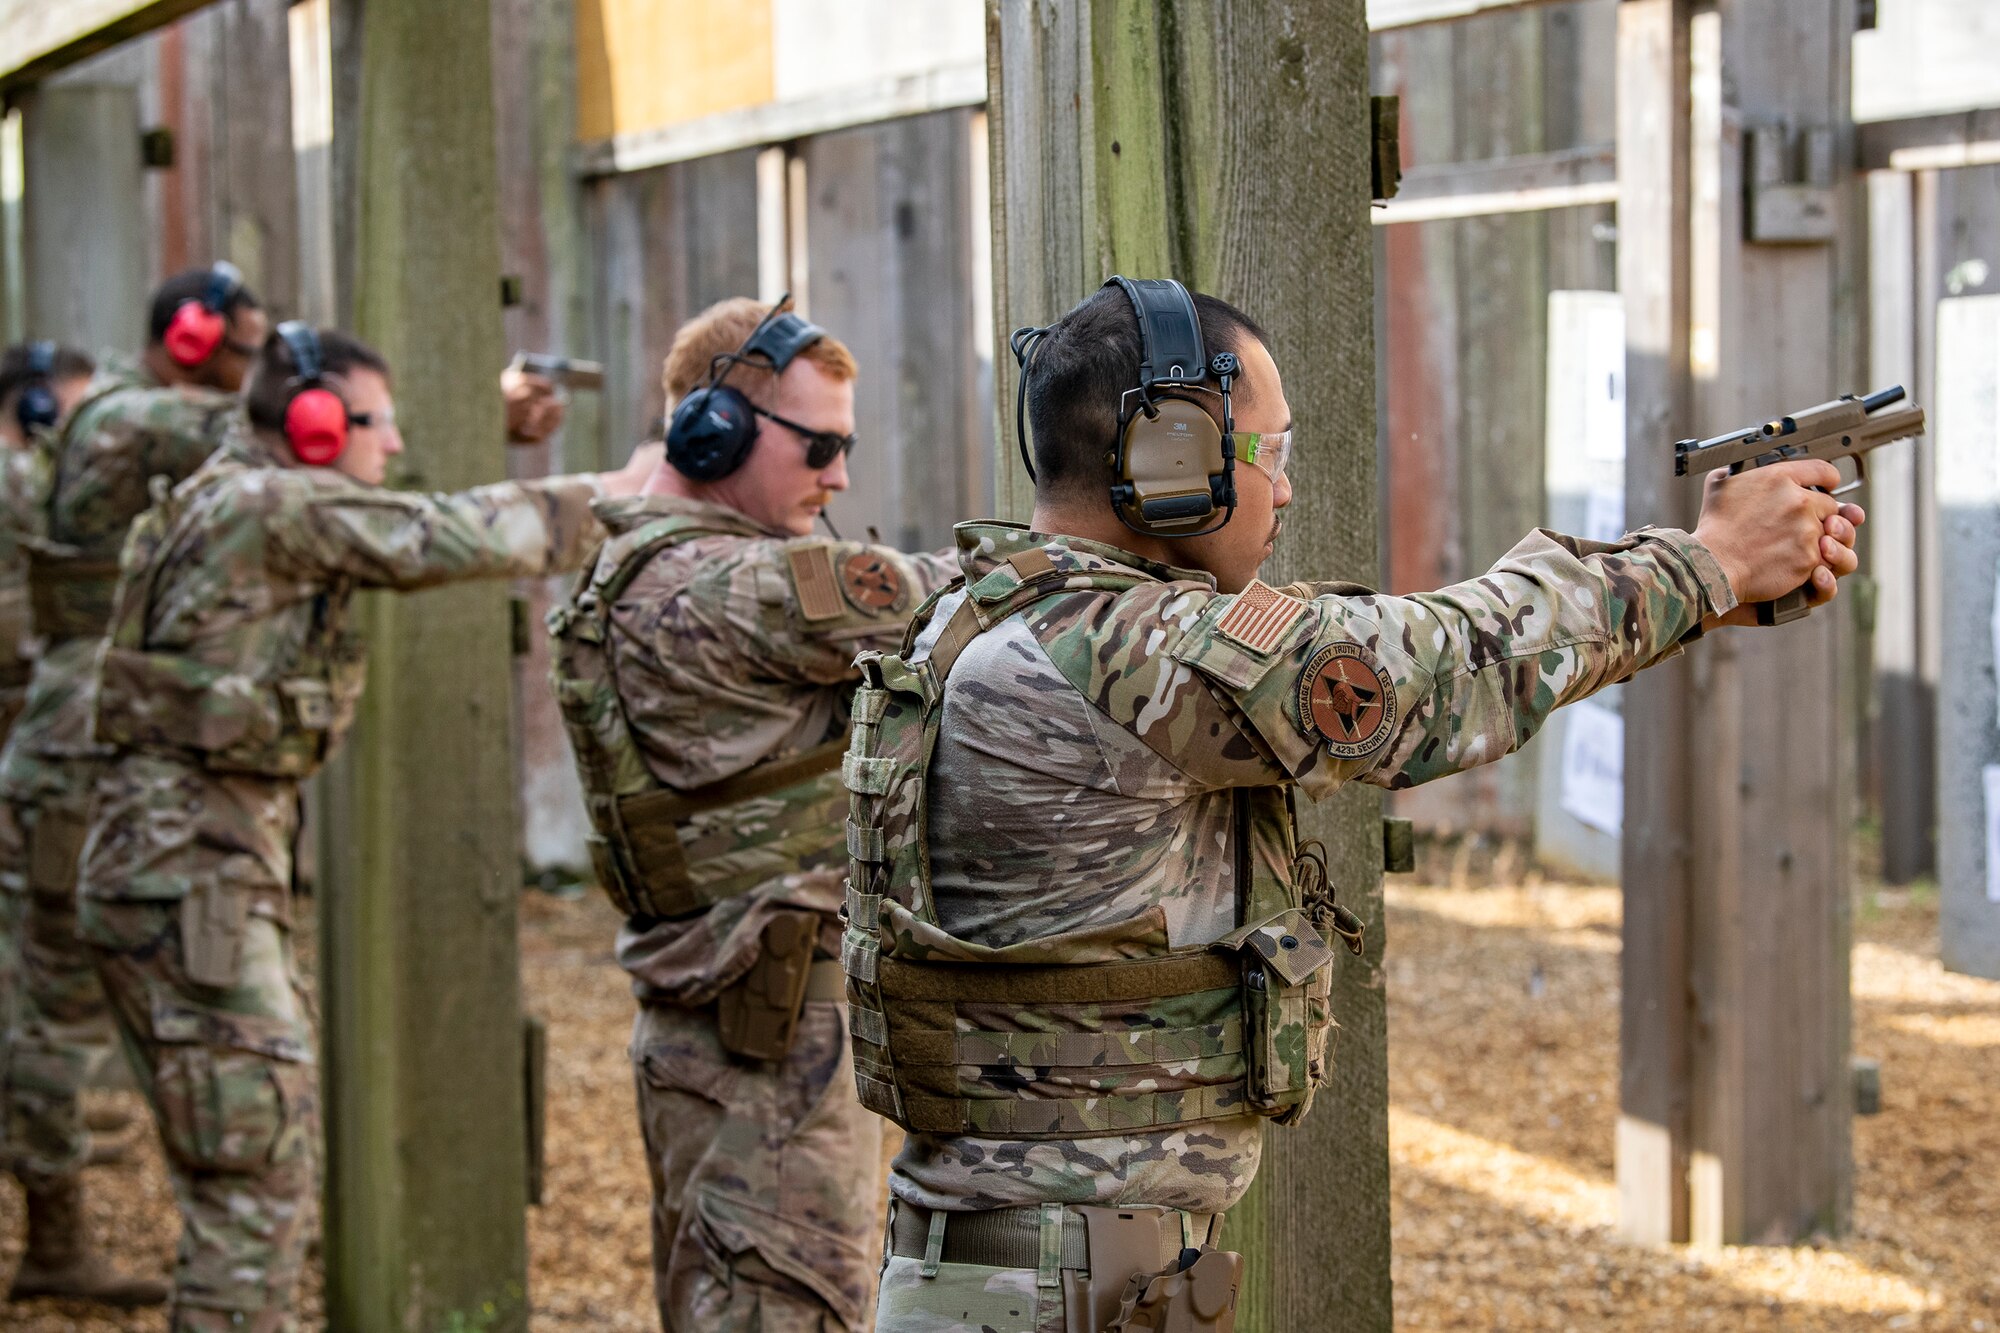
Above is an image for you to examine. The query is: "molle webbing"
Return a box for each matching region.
[609,738,847,918]
[856,952,1250,1137]
[26,551,121,643]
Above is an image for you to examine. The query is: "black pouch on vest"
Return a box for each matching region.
[180,878,249,990]
[1104,1248,1243,1333]
[716,908,818,1061]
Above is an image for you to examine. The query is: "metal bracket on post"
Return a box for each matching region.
[1745,123,1835,245]
[1382,817,1415,875]
[1371,96,1401,203]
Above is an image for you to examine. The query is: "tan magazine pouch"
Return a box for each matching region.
[716,908,818,1061]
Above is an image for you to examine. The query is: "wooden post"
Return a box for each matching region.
[18,82,148,349]
[986,3,1389,1326]
[1615,0,1695,1248]
[321,0,530,1327]
[1619,0,1858,1246]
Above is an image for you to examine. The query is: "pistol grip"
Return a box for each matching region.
[1755,586,1814,626]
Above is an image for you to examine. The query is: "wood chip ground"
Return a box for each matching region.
[1,870,1991,1330]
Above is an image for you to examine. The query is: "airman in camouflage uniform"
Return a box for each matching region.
[844,283,1867,1332]
[0,272,265,1312]
[547,298,955,1332]
[74,325,651,1332]
[0,341,95,1232]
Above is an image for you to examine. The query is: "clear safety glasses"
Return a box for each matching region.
[1231,427,1292,481]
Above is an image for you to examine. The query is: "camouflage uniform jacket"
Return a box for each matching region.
[588,494,956,1002]
[0,358,238,803]
[884,519,1736,1215]
[77,427,604,907]
[0,429,54,696]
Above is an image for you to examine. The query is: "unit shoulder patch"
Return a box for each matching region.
[786,544,844,622]
[1214,579,1309,655]
[1297,641,1397,759]
[840,550,906,614]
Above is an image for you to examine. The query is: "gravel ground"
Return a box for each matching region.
[1,871,1991,1331]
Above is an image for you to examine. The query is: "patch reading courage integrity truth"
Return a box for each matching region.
[1215,579,1308,654]
[1297,641,1398,759]
[786,545,845,622]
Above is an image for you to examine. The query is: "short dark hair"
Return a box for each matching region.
[0,341,94,405]
[147,265,262,344]
[1023,285,1269,502]
[245,328,391,434]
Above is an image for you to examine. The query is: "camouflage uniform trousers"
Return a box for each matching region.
[80,896,317,1331]
[874,1239,1050,1333]
[633,993,884,1332]
[0,761,125,1185]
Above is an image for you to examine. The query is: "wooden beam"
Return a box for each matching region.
[1684,0,1856,1246]
[987,2,1389,1326]
[1367,0,1562,31]
[1373,143,1617,224]
[320,0,530,1327]
[1615,0,1695,1249]
[1857,107,2000,171]
[18,83,148,350]
[575,62,985,178]
[0,0,212,96]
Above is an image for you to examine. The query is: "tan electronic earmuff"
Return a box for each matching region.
[1010,278,1239,541]
[1104,276,1237,538]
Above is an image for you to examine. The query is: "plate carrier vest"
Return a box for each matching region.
[547,514,847,920]
[840,545,1363,1140]
[94,461,368,779]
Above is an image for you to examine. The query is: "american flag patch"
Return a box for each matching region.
[787,545,845,622]
[1214,579,1308,654]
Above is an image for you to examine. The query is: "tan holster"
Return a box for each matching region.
[1063,1207,1239,1333]
[715,908,821,1061]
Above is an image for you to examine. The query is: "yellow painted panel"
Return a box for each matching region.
[575,0,775,144]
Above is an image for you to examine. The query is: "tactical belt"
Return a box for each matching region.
[609,739,847,917]
[25,552,120,644]
[888,1202,1218,1273]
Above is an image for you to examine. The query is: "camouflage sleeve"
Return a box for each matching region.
[270,472,605,590]
[1169,526,1735,799]
[685,538,952,686]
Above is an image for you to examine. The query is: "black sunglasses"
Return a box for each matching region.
[753,406,857,469]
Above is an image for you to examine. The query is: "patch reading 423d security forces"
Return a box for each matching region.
[1297,642,1397,759]
[840,551,905,613]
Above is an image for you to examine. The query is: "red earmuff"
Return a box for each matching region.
[285,387,349,465]
[163,300,226,367]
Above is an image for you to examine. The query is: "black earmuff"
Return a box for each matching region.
[1103,276,1236,539]
[665,294,827,482]
[15,341,60,433]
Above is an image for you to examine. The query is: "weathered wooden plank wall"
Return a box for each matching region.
[584,149,762,468]
[803,108,992,554]
[1371,0,1617,846]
